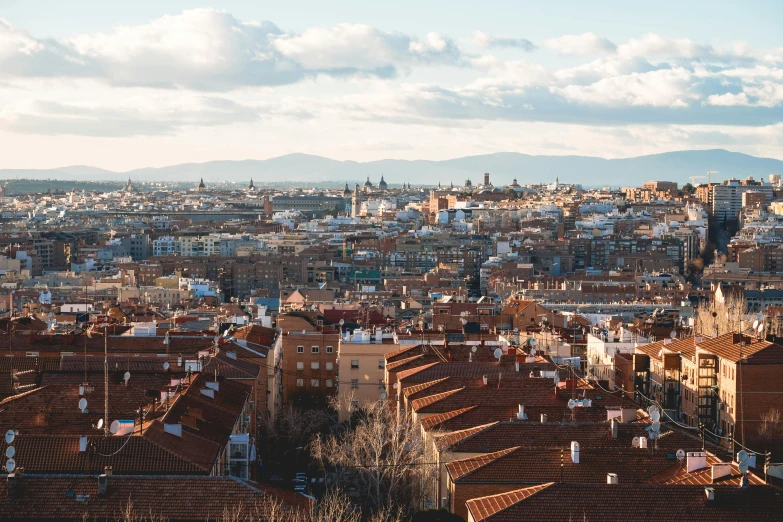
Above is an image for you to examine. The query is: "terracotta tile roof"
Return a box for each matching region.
[696,333,783,363]
[464,483,783,522]
[143,421,220,472]
[0,435,203,475]
[635,340,666,360]
[402,377,450,399]
[446,446,520,480]
[410,387,465,411]
[204,353,261,380]
[647,455,766,486]
[467,483,553,522]
[395,362,441,381]
[420,406,476,431]
[433,422,498,452]
[449,447,683,485]
[385,354,425,371]
[384,344,421,362]
[0,474,311,521]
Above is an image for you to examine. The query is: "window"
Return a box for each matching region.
[351,379,359,389]
[311,379,320,387]
[297,346,304,354]
[296,362,304,370]
[326,362,333,371]
[326,379,333,388]
[378,360,385,370]
[326,346,334,353]
[296,378,304,387]
[311,362,320,370]
[26,352,39,357]
[312,346,320,354]
[351,359,359,369]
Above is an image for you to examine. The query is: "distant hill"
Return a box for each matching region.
[1,149,781,187]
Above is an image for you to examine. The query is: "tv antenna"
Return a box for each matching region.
[4,429,16,473]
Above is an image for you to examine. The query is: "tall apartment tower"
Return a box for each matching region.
[484,172,491,186]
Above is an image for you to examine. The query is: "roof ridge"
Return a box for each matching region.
[420,405,476,431]
[402,377,450,398]
[447,446,521,481]
[410,386,465,411]
[395,361,440,381]
[466,483,554,522]
[433,421,498,451]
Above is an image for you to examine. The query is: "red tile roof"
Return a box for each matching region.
[433,422,498,452]
[420,406,476,430]
[446,446,520,480]
[697,333,783,364]
[467,483,552,522]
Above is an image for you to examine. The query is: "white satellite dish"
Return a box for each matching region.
[339,319,345,326]
[78,398,88,411]
[493,348,503,360]
[739,460,749,474]
[460,311,467,318]
[110,420,121,435]
[651,421,661,432]
[163,362,170,371]
[124,371,131,382]
[758,323,764,333]
[96,419,104,430]
[651,409,661,422]
[529,338,537,347]
[632,437,640,448]
[676,449,686,461]
[4,430,15,444]
[737,450,749,463]
[753,320,760,329]
[568,399,576,409]
[554,375,560,385]
[471,346,477,353]
[670,331,677,339]
[5,458,15,473]
[392,383,398,389]
[5,446,14,459]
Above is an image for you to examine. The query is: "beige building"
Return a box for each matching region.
[337,327,397,421]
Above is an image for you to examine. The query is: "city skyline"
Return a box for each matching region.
[1,2,783,171]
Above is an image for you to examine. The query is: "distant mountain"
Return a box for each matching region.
[2,149,782,187]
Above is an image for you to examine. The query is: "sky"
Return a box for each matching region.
[1,1,783,171]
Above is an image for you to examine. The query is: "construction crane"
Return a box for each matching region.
[706,170,719,185]
[689,175,705,186]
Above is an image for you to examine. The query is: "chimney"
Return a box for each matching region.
[515,361,520,372]
[540,414,547,423]
[482,375,488,386]
[607,473,618,484]
[687,451,707,473]
[712,463,731,482]
[610,418,619,439]
[79,436,88,453]
[517,405,527,420]
[704,487,715,501]
[104,466,113,476]
[98,474,108,496]
[6,473,18,498]
[570,441,580,464]
[740,474,750,489]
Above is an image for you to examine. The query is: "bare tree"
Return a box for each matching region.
[694,294,750,337]
[311,398,437,516]
[758,407,782,456]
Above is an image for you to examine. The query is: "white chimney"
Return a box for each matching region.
[515,361,520,372]
[540,414,547,423]
[570,441,580,464]
[517,405,527,420]
[704,487,715,501]
[712,463,732,482]
[607,473,618,484]
[79,436,88,452]
[639,437,648,449]
[687,451,707,473]
[610,418,619,439]
[482,375,488,386]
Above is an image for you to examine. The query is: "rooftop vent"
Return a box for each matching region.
[607,473,618,484]
[704,487,715,501]
[517,405,527,420]
[570,441,580,464]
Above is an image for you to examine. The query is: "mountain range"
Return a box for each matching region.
[1,149,782,187]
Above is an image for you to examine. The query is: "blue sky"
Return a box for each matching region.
[1,1,782,170]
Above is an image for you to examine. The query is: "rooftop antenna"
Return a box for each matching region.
[4,429,16,474]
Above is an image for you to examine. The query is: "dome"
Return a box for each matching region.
[379,175,388,190]
[343,183,352,197]
[465,179,472,187]
[364,176,373,188]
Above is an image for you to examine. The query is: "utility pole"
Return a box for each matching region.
[104,328,109,438]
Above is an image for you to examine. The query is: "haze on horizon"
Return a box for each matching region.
[1,1,783,171]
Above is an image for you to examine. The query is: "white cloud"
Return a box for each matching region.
[618,33,715,59]
[472,31,536,51]
[545,33,616,56]
[706,92,750,107]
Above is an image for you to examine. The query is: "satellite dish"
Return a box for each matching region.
[649,405,659,416]
[460,311,467,318]
[110,420,121,435]
[493,348,503,360]
[632,437,640,448]
[163,362,170,371]
[5,446,14,459]
[4,430,15,444]
[676,449,686,461]
[758,323,764,333]
[96,419,104,430]
[392,383,398,389]
[5,458,15,473]
[471,346,477,353]
[529,339,537,347]
[737,450,749,463]
[670,331,677,339]
[554,375,560,385]
[124,371,131,382]
[339,319,345,326]
[651,421,661,431]
[651,409,661,422]
[568,399,576,409]
[78,398,88,411]
[753,320,760,329]
[739,460,749,474]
